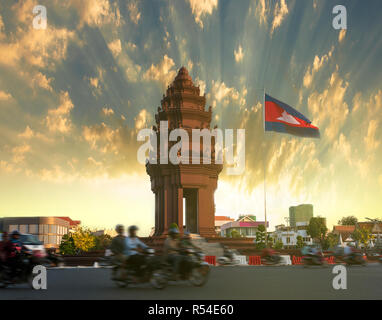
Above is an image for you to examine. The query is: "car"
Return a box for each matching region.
[19,234,47,258]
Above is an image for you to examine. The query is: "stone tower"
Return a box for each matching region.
[146,67,222,237]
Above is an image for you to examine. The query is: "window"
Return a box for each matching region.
[286,237,290,244]
[44,225,49,234]
[49,225,57,234]
[39,224,44,233]
[38,235,44,242]
[43,235,49,244]
[19,225,28,233]
[9,225,18,232]
[29,224,38,234]
[48,235,56,244]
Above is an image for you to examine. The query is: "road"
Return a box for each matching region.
[1,264,381,300]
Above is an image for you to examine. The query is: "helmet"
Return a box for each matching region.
[168,227,179,235]
[115,224,124,232]
[128,225,138,232]
[11,230,20,236]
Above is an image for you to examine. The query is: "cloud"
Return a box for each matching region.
[143,55,177,88]
[0,90,12,101]
[364,120,380,151]
[338,29,346,43]
[102,107,114,116]
[68,0,122,28]
[45,91,74,133]
[307,68,349,141]
[108,39,122,57]
[128,1,141,25]
[207,81,246,108]
[18,126,34,139]
[188,0,218,28]
[303,46,334,88]
[135,109,151,130]
[255,0,268,25]
[271,0,289,35]
[12,144,31,164]
[234,45,244,63]
[32,72,53,92]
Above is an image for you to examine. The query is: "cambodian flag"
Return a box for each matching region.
[264,94,320,138]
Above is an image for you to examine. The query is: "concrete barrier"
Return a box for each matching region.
[279,255,292,265]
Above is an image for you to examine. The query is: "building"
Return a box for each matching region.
[220,215,268,238]
[146,67,223,237]
[333,222,382,248]
[0,216,80,249]
[214,216,234,234]
[92,229,118,238]
[272,222,313,248]
[289,204,313,227]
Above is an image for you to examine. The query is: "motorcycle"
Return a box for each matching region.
[302,253,328,267]
[112,248,167,289]
[343,252,367,266]
[0,248,44,288]
[262,254,282,266]
[162,248,210,287]
[217,248,240,266]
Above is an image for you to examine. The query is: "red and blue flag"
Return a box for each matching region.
[264,94,320,138]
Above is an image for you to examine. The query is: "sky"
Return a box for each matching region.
[0,0,381,235]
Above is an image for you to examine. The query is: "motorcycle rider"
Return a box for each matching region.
[163,227,182,277]
[261,247,277,263]
[110,224,127,280]
[180,231,200,251]
[5,231,23,279]
[125,225,148,278]
[0,232,9,263]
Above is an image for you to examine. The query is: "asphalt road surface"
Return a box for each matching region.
[1,264,381,300]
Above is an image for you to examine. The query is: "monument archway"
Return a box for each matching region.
[146,67,222,237]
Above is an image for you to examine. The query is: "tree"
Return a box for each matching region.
[296,235,304,248]
[71,227,96,253]
[307,217,327,246]
[229,229,241,238]
[338,216,358,226]
[274,240,283,250]
[59,234,77,255]
[323,232,339,250]
[255,225,266,249]
[94,234,112,251]
[352,227,371,248]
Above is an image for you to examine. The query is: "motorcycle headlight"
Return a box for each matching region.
[197,252,205,260]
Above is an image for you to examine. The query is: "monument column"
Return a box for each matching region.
[146,67,223,237]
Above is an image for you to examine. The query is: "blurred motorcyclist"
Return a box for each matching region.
[261,247,276,262]
[125,225,148,278]
[0,232,9,263]
[180,231,200,251]
[163,227,182,277]
[110,224,127,280]
[5,231,23,279]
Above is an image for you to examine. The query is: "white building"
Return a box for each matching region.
[272,222,312,248]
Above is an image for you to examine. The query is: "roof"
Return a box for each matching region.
[56,217,81,227]
[215,216,234,221]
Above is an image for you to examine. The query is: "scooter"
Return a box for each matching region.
[0,248,44,288]
[162,248,210,287]
[112,248,167,289]
[217,248,240,266]
[343,252,367,266]
[302,253,328,267]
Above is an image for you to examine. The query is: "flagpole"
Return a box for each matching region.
[263,88,268,247]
